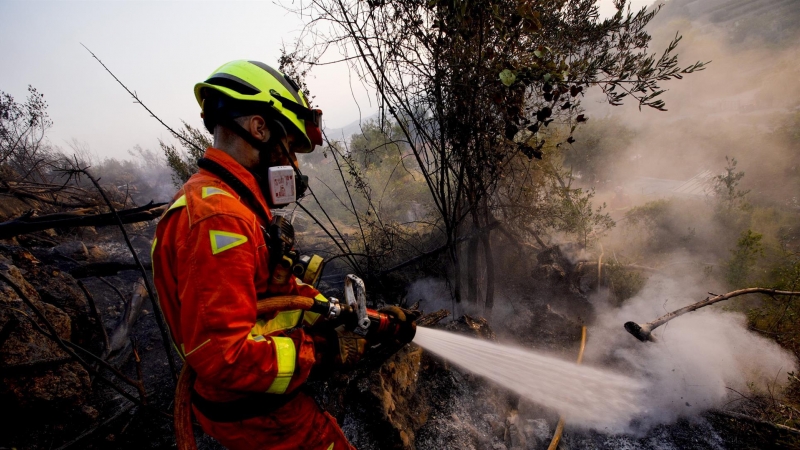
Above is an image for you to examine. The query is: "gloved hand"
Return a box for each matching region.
[334,326,367,368]
[310,325,367,372]
[377,305,422,344]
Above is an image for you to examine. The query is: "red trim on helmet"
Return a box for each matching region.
[305,109,323,149]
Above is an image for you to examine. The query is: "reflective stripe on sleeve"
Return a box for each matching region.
[251,310,303,336]
[303,311,320,325]
[303,293,329,326]
[266,336,296,394]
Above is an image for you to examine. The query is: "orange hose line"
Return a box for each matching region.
[256,295,315,315]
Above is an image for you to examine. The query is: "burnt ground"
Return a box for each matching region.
[1,227,797,450]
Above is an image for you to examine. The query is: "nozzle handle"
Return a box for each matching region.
[344,274,370,335]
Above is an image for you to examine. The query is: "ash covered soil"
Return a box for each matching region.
[0,227,795,449]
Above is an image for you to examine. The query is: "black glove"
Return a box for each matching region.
[310,325,367,373]
[378,305,422,344]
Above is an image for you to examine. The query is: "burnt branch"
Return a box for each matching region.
[80,44,203,155]
[0,186,96,209]
[76,280,111,357]
[0,355,73,375]
[61,163,178,380]
[69,262,152,279]
[0,202,166,240]
[625,288,800,342]
[53,402,138,450]
[417,309,450,327]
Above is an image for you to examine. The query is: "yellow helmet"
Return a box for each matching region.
[194,60,322,153]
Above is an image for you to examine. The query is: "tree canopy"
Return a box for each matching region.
[281,0,707,311]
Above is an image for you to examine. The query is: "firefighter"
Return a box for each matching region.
[151,60,413,450]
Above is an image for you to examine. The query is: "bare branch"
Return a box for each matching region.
[625,288,800,342]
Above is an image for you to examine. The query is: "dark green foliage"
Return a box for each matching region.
[713,156,750,211]
[348,120,405,170]
[624,199,696,253]
[297,119,434,277]
[281,0,707,309]
[725,229,763,288]
[563,117,635,184]
[748,249,800,364]
[496,145,615,249]
[287,0,706,244]
[605,261,646,305]
[0,86,54,183]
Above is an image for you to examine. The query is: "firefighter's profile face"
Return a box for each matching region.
[264,134,298,168]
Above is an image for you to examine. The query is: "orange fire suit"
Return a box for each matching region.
[152,148,354,450]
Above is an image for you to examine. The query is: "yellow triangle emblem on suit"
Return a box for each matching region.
[209,230,248,255]
[202,186,234,199]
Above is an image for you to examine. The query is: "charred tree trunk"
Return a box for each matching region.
[466,237,480,306]
[482,200,496,317]
[449,237,462,304]
[481,230,496,316]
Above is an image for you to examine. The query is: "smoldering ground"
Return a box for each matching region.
[405,262,796,434]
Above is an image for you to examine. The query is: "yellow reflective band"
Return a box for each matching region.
[303,311,321,326]
[327,444,334,450]
[252,310,303,336]
[150,237,158,261]
[209,230,248,255]
[168,195,187,212]
[266,336,296,394]
[202,186,233,199]
[304,294,328,325]
[303,255,324,284]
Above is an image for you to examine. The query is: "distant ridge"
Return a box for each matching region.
[652,0,800,39]
[323,112,380,144]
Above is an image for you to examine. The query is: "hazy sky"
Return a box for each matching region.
[0,0,653,160]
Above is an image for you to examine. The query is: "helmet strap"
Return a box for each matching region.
[216,113,274,154]
[215,112,309,206]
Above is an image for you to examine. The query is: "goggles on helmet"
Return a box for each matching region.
[269,89,324,150]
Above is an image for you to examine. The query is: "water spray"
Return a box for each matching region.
[337,274,647,429]
[413,326,646,429]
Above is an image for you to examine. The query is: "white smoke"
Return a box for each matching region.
[586,272,797,430]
